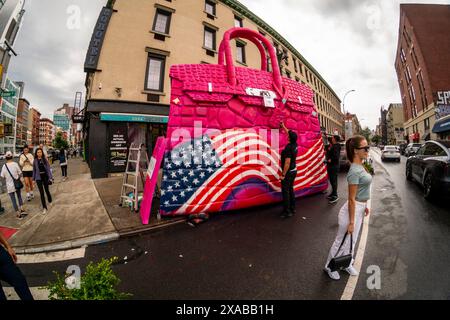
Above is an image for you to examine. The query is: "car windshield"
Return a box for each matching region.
[412,144,422,147]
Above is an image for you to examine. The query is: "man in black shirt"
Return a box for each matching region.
[326,135,341,204]
[280,122,298,218]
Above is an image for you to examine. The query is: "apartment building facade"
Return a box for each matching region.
[16,97,29,149]
[39,117,53,147]
[395,4,450,143]
[84,0,343,178]
[27,107,40,147]
[386,103,405,145]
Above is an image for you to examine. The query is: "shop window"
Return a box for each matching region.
[236,41,246,64]
[205,0,216,19]
[145,54,165,92]
[152,9,171,35]
[234,15,243,28]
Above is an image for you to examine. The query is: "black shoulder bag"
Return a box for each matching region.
[5,163,24,190]
[327,233,353,272]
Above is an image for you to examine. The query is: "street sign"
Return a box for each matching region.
[0,91,15,98]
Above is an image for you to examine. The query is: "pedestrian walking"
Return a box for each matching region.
[59,148,68,181]
[324,135,372,281]
[19,145,35,202]
[0,231,34,300]
[38,144,48,158]
[326,135,341,204]
[32,148,53,215]
[279,122,298,218]
[1,152,27,219]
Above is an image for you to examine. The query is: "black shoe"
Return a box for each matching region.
[329,196,340,204]
[280,212,289,219]
[326,194,333,200]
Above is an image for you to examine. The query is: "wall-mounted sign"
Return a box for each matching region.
[84,7,113,72]
[100,112,168,124]
[109,124,128,172]
[435,91,450,120]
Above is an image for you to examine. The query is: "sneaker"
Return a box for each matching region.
[329,196,340,204]
[326,194,334,199]
[324,267,340,281]
[27,195,31,202]
[42,209,47,215]
[16,214,24,220]
[31,193,35,199]
[345,266,359,276]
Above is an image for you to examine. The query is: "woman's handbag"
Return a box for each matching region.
[328,233,353,272]
[5,164,24,190]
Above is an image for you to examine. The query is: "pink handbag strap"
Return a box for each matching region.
[218,35,267,72]
[220,27,284,96]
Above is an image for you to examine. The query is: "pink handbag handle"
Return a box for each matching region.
[220,27,284,95]
[218,36,267,72]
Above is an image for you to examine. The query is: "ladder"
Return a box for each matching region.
[119,143,150,212]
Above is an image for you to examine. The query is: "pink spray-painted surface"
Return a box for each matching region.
[157,28,328,216]
[140,137,167,224]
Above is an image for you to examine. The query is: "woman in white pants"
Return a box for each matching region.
[324,135,372,280]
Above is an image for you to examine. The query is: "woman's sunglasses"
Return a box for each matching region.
[356,146,370,152]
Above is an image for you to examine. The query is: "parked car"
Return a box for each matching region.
[0,154,5,160]
[405,143,422,157]
[406,140,450,200]
[381,145,401,162]
[339,142,350,171]
[399,143,408,155]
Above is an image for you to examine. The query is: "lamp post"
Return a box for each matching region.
[342,90,355,140]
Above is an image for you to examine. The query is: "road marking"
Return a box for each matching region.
[340,186,373,300]
[16,247,86,264]
[3,287,49,300]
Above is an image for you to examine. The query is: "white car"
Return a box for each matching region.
[381,145,401,162]
[0,154,5,160]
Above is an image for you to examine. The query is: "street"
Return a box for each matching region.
[6,150,450,300]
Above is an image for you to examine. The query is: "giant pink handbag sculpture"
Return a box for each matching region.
[155,27,328,217]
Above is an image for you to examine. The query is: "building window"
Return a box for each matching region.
[285,70,291,79]
[424,118,430,131]
[145,54,165,92]
[236,41,246,64]
[400,47,406,63]
[295,76,300,83]
[234,15,243,28]
[205,1,216,17]
[282,48,288,66]
[411,47,419,69]
[293,58,298,73]
[152,9,171,34]
[298,61,303,75]
[204,26,216,51]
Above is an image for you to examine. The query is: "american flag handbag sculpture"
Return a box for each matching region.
[159,27,328,216]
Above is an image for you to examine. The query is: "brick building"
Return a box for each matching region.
[28,107,41,148]
[39,118,55,147]
[16,98,30,150]
[395,4,450,142]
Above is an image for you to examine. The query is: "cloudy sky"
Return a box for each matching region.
[7,0,450,128]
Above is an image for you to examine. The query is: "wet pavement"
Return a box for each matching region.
[8,151,450,299]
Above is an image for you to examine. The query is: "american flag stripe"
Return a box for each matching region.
[181,152,281,210]
[177,138,325,214]
[176,160,280,214]
[295,169,328,189]
[219,140,280,166]
[297,138,323,160]
[295,156,327,183]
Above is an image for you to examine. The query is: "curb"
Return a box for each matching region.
[13,232,120,254]
[118,217,186,237]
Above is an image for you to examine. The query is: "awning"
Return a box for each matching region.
[100,112,168,124]
[432,115,450,133]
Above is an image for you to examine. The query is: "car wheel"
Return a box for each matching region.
[423,173,435,200]
[406,164,413,181]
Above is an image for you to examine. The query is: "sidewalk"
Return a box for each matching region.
[0,157,184,253]
[0,158,118,253]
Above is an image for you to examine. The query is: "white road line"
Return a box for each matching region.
[340,185,373,300]
[16,247,86,264]
[3,287,49,300]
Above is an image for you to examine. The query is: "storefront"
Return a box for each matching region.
[85,100,169,178]
[432,115,450,140]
